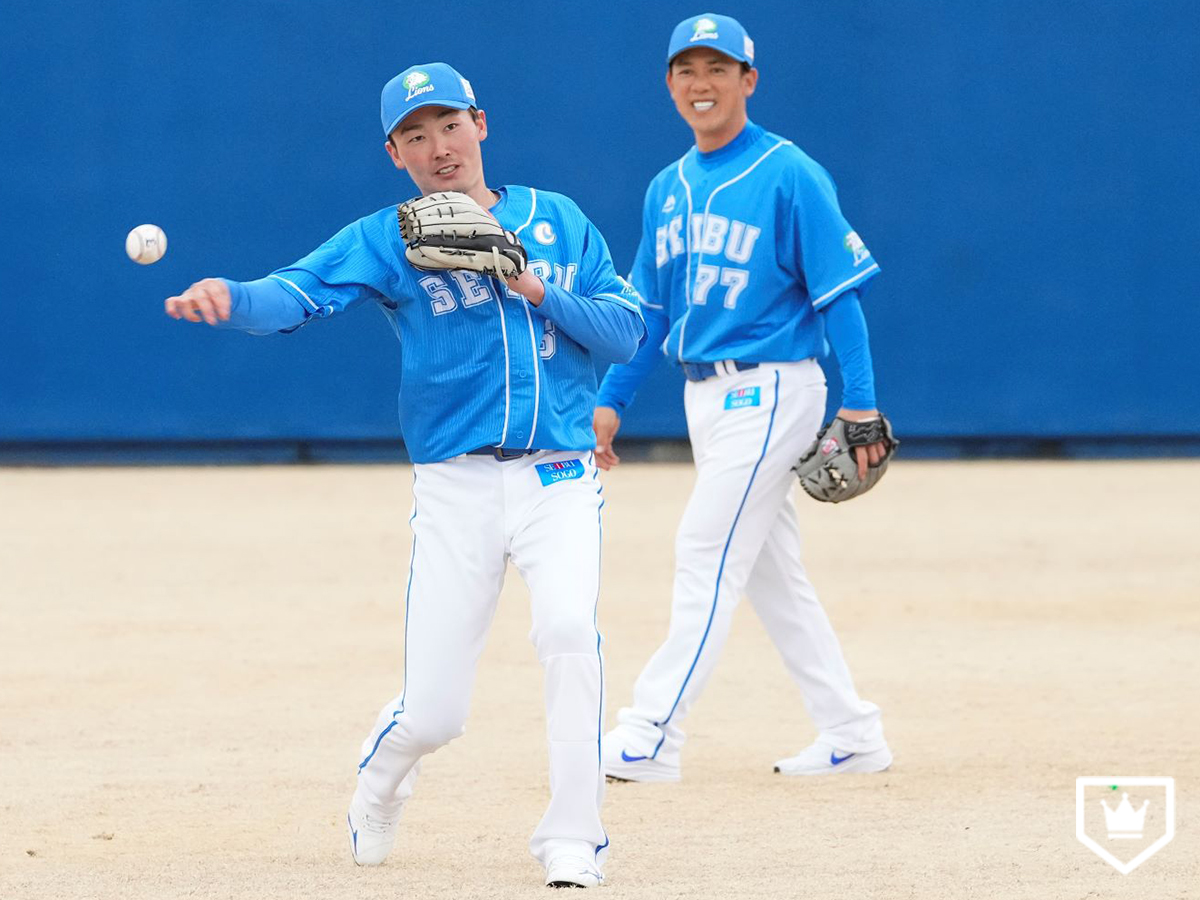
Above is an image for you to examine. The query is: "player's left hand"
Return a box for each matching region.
[836,407,887,480]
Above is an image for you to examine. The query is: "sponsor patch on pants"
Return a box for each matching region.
[536,458,584,486]
[724,386,761,409]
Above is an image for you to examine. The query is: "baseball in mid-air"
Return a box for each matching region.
[126,224,167,265]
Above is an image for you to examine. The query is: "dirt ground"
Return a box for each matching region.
[2,460,1197,899]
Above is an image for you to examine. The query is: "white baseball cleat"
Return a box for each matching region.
[347,793,401,866]
[545,854,603,888]
[602,740,681,783]
[773,740,893,776]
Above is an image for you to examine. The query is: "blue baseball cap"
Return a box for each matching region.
[381,62,478,137]
[667,13,755,66]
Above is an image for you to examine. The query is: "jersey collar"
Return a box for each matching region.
[490,185,535,232]
[693,120,765,169]
[489,186,510,216]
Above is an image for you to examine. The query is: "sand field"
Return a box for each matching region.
[2,460,1197,898]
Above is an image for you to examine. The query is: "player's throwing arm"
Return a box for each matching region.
[165,278,231,326]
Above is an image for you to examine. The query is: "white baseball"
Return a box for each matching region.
[126,224,168,265]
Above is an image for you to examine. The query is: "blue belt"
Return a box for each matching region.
[467,446,540,461]
[681,360,760,382]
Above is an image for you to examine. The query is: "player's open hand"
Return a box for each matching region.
[836,407,887,480]
[593,406,622,470]
[165,278,231,326]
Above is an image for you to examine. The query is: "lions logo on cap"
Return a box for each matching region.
[404,71,434,101]
[690,17,719,42]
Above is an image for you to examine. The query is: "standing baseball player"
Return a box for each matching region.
[593,14,893,781]
[164,62,644,888]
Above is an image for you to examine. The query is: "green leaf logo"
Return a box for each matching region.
[403,72,430,91]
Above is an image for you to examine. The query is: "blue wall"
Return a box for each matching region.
[3,0,1198,448]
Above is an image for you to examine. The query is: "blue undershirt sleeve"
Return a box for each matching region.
[595,218,667,415]
[820,288,877,411]
[595,301,669,415]
[218,277,310,335]
[532,281,645,365]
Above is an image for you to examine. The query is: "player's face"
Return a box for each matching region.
[385,106,489,196]
[667,49,758,142]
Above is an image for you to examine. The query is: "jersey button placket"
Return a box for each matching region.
[504,301,538,451]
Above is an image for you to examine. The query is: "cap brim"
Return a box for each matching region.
[667,45,750,65]
[385,99,473,137]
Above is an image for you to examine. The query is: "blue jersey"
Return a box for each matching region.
[239,186,642,463]
[599,121,879,410]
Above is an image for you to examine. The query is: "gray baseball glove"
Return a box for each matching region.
[794,415,899,503]
[397,191,528,279]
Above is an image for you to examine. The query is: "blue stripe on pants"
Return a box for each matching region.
[651,369,782,758]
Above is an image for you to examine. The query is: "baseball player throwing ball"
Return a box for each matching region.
[165,62,644,888]
[593,14,894,781]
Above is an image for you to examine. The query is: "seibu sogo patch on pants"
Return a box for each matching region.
[536,459,584,486]
[724,386,761,410]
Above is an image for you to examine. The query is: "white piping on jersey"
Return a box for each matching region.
[514,188,540,449]
[674,157,695,360]
[490,188,537,449]
[495,289,512,446]
[594,291,640,311]
[521,301,541,449]
[514,187,538,236]
[811,263,880,308]
[268,274,320,312]
[676,139,792,362]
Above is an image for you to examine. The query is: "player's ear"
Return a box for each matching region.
[742,67,759,98]
[474,109,488,142]
[384,137,406,171]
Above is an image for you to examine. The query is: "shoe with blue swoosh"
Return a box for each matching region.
[773,740,892,776]
[601,731,681,783]
[545,853,603,888]
[347,791,401,866]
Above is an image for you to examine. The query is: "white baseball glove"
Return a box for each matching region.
[397,191,528,279]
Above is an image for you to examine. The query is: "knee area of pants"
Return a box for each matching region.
[400,714,466,752]
[674,527,725,556]
[531,616,600,657]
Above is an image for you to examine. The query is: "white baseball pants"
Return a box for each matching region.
[355,450,608,868]
[616,360,885,765]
